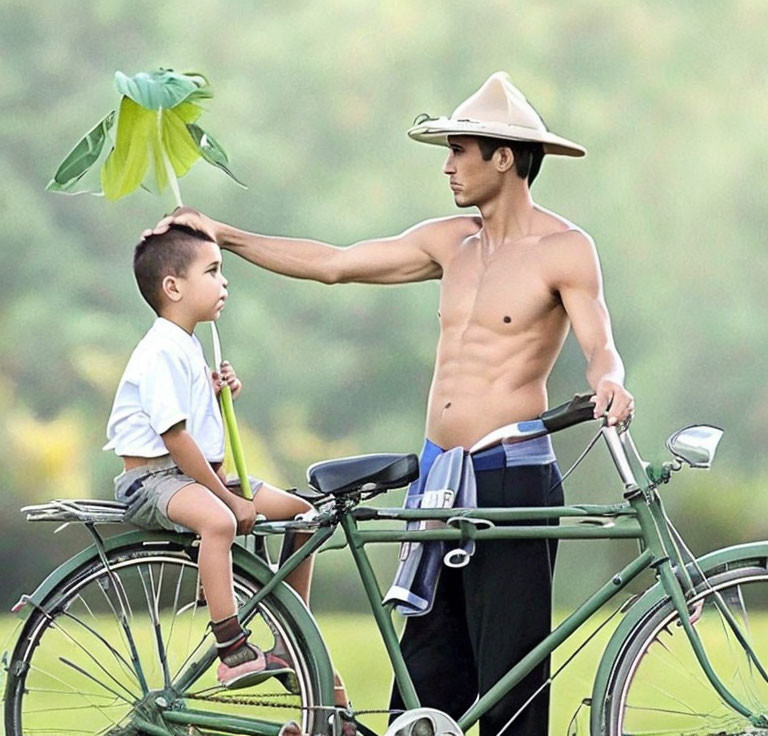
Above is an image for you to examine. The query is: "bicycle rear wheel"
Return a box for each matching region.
[4,539,332,736]
[602,566,768,735]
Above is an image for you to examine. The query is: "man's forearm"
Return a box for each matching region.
[162,428,235,508]
[586,347,625,390]
[218,222,342,284]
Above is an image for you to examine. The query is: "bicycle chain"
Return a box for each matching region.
[185,692,396,716]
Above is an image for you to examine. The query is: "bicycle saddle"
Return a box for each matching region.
[307,453,419,495]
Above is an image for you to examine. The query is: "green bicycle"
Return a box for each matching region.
[4,394,768,736]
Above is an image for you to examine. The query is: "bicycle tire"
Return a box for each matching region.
[600,566,768,736]
[4,538,333,736]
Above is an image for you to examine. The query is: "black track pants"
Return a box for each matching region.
[389,462,564,736]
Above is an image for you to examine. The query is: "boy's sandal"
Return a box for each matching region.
[266,651,300,695]
[217,649,294,691]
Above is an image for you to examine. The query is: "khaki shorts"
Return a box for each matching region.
[114,456,264,535]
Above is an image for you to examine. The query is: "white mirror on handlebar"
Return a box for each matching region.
[665,425,724,469]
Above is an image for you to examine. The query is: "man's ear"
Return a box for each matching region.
[161,274,183,303]
[494,146,515,174]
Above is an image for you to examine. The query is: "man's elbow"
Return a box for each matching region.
[316,266,343,285]
[315,254,347,285]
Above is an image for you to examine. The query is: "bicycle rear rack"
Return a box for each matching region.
[21,499,128,525]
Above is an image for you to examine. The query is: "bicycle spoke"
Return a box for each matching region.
[95,569,149,695]
[23,687,117,699]
[74,592,99,625]
[58,657,135,706]
[163,560,186,658]
[48,616,139,702]
[23,700,124,715]
[27,659,128,732]
[60,611,141,694]
[137,562,172,688]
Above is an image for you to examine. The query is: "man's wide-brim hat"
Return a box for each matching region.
[407,72,586,158]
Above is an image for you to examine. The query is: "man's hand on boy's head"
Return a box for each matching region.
[141,206,219,243]
[213,360,242,399]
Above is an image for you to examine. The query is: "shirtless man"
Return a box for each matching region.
[150,72,633,735]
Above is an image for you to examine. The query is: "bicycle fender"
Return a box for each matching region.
[589,540,768,735]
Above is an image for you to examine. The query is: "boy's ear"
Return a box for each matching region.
[161,275,183,303]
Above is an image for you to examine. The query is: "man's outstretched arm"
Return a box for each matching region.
[550,230,635,425]
[146,207,476,285]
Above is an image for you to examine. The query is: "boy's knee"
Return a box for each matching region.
[202,510,237,540]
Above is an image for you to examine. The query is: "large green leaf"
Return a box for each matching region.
[114,69,208,110]
[101,97,155,200]
[46,110,116,192]
[161,102,203,179]
[187,123,247,188]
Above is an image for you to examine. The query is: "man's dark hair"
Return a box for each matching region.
[133,224,215,314]
[476,137,545,186]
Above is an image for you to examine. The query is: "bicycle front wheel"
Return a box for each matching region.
[602,566,768,735]
[4,538,333,736]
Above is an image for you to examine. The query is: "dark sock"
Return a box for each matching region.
[211,615,260,666]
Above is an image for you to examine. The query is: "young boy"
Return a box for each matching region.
[104,224,314,689]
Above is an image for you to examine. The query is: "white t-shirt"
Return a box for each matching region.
[104,317,225,461]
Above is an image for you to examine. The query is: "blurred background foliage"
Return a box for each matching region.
[1,0,767,614]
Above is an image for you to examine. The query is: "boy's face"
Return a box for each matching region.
[174,241,228,323]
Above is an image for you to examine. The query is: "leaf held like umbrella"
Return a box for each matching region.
[187,123,248,188]
[48,67,241,201]
[46,111,116,192]
[114,69,208,110]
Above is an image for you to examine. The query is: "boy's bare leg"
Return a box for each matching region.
[166,483,238,621]
[251,483,315,605]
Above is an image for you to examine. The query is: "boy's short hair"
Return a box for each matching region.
[134,224,215,314]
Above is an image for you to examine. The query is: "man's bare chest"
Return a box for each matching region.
[438,248,562,335]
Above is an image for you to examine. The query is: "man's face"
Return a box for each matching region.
[442,136,500,208]
[177,241,229,323]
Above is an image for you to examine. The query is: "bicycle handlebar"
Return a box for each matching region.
[539,392,597,433]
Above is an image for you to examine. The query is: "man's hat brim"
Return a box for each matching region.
[407,117,586,158]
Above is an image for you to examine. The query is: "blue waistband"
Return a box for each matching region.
[422,434,555,473]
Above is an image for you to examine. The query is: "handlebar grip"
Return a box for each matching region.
[539,392,597,433]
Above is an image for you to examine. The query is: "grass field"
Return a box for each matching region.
[2,603,767,735]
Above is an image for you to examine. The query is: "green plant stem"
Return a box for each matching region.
[157,108,183,208]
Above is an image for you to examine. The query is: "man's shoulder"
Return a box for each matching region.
[410,215,482,254]
[542,227,595,252]
[537,212,595,259]
[428,214,482,235]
